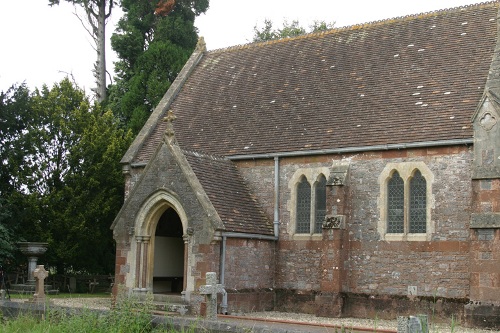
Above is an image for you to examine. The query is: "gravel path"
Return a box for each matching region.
[9,297,497,332]
[244,311,497,333]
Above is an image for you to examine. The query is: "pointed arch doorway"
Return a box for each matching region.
[153,207,185,294]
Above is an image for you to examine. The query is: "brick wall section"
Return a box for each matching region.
[236,146,474,315]
[469,178,500,308]
[222,238,275,313]
[192,243,220,290]
[112,241,130,296]
[224,238,274,290]
[469,229,500,302]
[236,159,276,225]
[346,147,472,299]
[472,179,500,214]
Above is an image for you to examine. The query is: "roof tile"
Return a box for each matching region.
[135,2,497,162]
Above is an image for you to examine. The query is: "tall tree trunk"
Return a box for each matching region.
[95,0,107,102]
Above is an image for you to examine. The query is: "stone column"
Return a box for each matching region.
[135,236,143,289]
[141,236,150,291]
[134,235,150,292]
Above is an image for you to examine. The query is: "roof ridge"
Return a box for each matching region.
[208,1,498,54]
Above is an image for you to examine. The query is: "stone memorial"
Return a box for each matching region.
[30,265,48,303]
[199,272,225,320]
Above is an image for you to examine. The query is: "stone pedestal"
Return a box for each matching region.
[18,242,48,285]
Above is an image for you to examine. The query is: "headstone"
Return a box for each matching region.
[199,272,225,320]
[398,316,409,333]
[69,277,76,293]
[31,265,48,303]
[397,315,428,333]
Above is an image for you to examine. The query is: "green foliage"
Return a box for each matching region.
[0,79,132,274]
[0,84,35,262]
[0,293,200,332]
[108,0,209,134]
[253,19,335,42]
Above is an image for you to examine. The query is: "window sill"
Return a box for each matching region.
[383,233,428,242]
[292,234,323,241]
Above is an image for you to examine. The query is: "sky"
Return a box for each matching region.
[0,0,486,93]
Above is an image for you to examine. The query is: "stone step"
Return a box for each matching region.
[152,293,185,304]
[134,293,189,316]
[150,301,190,316]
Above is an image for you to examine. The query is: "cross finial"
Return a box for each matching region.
[162,110,177,144]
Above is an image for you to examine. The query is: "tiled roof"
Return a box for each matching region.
[134,2,498,162]
[183,150,273,235]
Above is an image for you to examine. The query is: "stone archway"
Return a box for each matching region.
[152,208,184,293]
[133,190,194,295]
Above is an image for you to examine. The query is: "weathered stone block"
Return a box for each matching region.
[471,213,500,228]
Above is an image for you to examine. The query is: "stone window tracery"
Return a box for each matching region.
[296,176,311,233]
[314,175,327,233]
[379,162,434,241]
[289,168,329,237]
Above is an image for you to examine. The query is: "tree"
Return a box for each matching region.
[253,19,335,42]
[0,84,34,263]
[108,0,209,134]
[48,0,114,102]
[1,79,132,274]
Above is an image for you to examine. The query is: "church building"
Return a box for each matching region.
[112,2,500,328]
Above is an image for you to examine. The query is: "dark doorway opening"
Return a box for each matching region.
[153,208,184,294]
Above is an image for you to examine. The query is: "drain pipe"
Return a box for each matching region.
[274,156,280,238]
[220,235,228,314]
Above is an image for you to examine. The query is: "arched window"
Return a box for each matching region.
[387,171,404,233]
[409,170,427,233]
[314,174,327,233]
[379,163,433,241]
[296,177,311,233]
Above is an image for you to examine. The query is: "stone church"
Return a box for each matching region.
[112,2,500,328]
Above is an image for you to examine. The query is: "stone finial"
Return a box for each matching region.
[196,37,207,52]
[162,110,177,144]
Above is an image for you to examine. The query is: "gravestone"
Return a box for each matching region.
[199,272,225,320]
[397,315,429,333]
[31,265,48,303]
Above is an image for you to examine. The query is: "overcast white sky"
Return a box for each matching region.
[0,0,484,93]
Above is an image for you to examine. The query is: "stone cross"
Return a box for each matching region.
[199,272,225,320]
[32,265,48,303]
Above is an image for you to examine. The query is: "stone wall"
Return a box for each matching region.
[236,146,475,318]
[224,238,274,290]
[467,178,500,328]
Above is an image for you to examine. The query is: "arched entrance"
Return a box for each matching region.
[152,207,184,293]
[133,190,194,295]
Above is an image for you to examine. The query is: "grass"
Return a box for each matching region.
[7,292,111,299]
[0,293,194,333]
